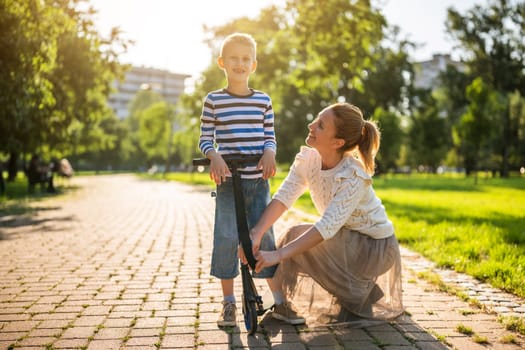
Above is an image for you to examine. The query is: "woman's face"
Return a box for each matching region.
[305,108,343,153]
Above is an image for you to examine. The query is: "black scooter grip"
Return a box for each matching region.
[192,155,261,167]
[192,158,210,166]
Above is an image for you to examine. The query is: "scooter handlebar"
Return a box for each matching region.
[192,158,210,166]
[192,155,261,167]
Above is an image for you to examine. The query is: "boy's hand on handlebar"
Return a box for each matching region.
[208,153,231,185]
[238,245,248,266]
[258,150,276,180]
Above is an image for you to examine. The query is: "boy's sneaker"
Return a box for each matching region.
[217,301,237,327]
[272,302,306,325]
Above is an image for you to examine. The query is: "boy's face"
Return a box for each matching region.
[218,42,257,83]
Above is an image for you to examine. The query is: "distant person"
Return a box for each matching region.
[58,158,74,178]
[26,155,55,193]
[198,33,304,327]
[26,154,43,193]
[251,102,404,325]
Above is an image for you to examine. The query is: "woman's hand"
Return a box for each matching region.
[254,250,281,273]
[254,226,323,273]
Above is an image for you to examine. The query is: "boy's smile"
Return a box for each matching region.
[218,42,257,86]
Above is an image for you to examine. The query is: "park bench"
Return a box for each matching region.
[25,156,55,193]
[25,157,73,194]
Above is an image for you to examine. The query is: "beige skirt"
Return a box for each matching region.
[275,224,404,327]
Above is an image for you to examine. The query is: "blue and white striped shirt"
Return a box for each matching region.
[198,89,276,179]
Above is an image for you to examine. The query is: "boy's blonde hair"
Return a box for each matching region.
[220,33,257,59]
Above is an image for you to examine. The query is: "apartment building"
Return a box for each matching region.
[413,53,464,90]
[109,66,190,119]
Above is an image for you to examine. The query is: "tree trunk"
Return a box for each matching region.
[7,152,18,181]
[501,109,510,177]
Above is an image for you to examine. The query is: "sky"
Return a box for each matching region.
[90,0,481,85]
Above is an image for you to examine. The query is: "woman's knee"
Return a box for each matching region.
[278,224,312,246]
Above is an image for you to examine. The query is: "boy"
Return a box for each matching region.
[198,33,304,326]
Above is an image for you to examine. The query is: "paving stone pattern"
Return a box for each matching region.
[0,174,524,349]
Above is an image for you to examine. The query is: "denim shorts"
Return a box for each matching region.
[211,177,277,279]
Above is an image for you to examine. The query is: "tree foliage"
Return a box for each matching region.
[0,0,57,155]
[373,107,404,173]
[456,78,505,176]
[5,0,524,176]
[0,0,128,177]
[446,0,525,176]
[178,0,411,167]
[173,0,524,175]
[139,102,172,163]
[407,91,449,172]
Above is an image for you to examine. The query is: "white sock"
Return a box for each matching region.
[223,295,236,304]
[272,291,285,305]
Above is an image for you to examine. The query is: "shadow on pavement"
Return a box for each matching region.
[0,205,74,241]
[226,312,450,349]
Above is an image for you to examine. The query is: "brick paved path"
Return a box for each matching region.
[0,174,523,350]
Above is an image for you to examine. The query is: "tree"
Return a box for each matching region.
[508,91,525,168]
[431,65,471,170]
[373,108,404,173]
[455,78,503,178]
[262,0,398,163]
[0,0,128,178]
[74,113,130,171]
[181,0,413,165]
[123,88,165,169]
[0,0,57,179]
[352,25,414,117]
[407,93,449,173]
[139,102,174,169]
[446,0,525,176]
[172,94,202,168]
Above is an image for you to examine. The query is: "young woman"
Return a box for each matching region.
[250,102,404,326]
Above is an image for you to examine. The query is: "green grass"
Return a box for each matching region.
[149,171,525,298]
[372,174,525,298]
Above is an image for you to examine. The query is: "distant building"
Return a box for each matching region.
[109,66,190,119]
[413,54,464,90]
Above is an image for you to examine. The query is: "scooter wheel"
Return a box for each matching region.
[243,300,258,335]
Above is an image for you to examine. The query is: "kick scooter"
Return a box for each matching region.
[193,155,268,335]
